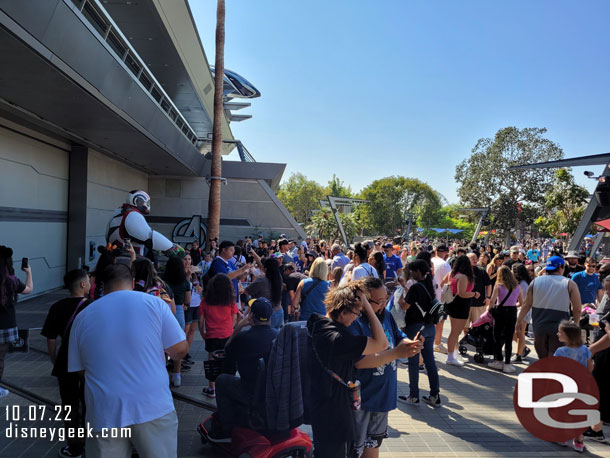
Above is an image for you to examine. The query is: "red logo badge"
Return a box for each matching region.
[513,356,599,442]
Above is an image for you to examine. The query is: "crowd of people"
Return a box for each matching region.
[2,232,610,457]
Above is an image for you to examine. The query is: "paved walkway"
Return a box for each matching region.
[2,292,610,457]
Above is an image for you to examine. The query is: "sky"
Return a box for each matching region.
[188,0,610,203]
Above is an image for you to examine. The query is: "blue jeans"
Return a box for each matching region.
[270,307,284,330]
[405,322,439,399]
[174,305,185,331]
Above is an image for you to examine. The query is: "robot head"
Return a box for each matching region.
[127,190,151,214]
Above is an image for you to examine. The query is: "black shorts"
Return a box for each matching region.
[447,301,470,320]
[184,306,199,324]
[205,337,229,353]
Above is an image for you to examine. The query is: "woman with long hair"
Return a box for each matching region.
[368,251,385,279]
[199,273,239,398]
[350,242,377,281]
[330,266,343,289]
[183,254,201,366]
[292,258,330,321]
[245,257,284,329]
[0,245,33,397]
[399,260,441,406]
[444,255,479,366]
[133,258,175,313]
[487,266,521,373]
[486,253,505,289]
[163,256,191,387]
[511,263,531,363]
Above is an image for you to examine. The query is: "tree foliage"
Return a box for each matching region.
[277,173,325,224]
[535,169,589,236]
[325,174,353,198]
[455,127,564,234]
[305,208,359,242]
[359,176,441,235]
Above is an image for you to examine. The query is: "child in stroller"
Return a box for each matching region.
[459,310,495,363]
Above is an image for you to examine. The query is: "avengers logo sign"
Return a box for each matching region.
[172,215,207,249]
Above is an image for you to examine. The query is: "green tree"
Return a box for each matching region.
[359,177,441,235]
[305,208,358,242]
[277,173,325,224]
[455,127,564,235]
[535,169,589,236]
[325,174,353,198]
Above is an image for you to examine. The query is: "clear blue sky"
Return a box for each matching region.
[189,0,610,203]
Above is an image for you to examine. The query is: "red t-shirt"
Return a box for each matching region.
[199,300,239,339]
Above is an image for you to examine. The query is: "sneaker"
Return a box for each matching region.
[180,362,192,372]
[202,387,216,398]
[523,347,531,358]
[488,360,504,370]
[398,395,419,405]
[423,394,441,408]
[572,439,584,452]
[503,363,516,374]
[446,356,464,367]
[511,355,523,364]
[59,446,82,458]
[170,372,181,387]
[583,427,606,441]
[0,388,9,398]
[184,353,193,362]
[419,364,425,371]
[434,343,448,354]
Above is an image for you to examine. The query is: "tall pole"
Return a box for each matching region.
[207,0,225,247]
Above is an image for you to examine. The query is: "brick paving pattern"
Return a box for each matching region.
[1,293,610,456]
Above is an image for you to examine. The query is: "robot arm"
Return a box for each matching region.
[124,211,184,256]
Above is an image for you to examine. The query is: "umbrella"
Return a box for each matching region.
[596,218,610,232]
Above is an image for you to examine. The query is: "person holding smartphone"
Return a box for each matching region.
[0,246,33,397]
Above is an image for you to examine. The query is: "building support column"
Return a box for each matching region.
[66,144,88,271]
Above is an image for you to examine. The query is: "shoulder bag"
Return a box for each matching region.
[490,287,513,319]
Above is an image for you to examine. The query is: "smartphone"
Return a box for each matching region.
[21,257,28,270]
[414,324,426,341]
[123,237,132,249]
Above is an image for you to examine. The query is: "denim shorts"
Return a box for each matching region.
[174,305,185,331]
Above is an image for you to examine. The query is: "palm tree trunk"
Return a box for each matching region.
[207,0,225,248]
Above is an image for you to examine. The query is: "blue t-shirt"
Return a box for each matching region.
[526,249,540,262]
[209,257,238,299]
[554,345,591,368]
[299,278,330,322]
[571,271,602,304]
[348,310,406,412]
[383,254,403,279]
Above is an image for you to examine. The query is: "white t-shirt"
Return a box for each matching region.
[68,290,186,430]
[352,263,379,281]
[431,256,451,301]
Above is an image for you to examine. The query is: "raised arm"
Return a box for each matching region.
[359,292,389,355]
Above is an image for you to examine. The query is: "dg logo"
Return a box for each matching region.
[513,356,600,442]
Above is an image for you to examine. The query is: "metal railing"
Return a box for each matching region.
[67,0,199,145]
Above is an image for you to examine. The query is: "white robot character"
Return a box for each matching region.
[106,190,184,257]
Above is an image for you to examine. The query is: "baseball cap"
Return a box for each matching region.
[436,245,448,252]
[248,297,273,322]
[383,242,393,249]
[564,251,579,259]
[545,256,565,271]
[510,246,520,253]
